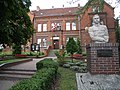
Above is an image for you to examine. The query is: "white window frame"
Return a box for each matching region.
[38,24,42,32]
[92,6,100,13]
[37,39,41,47]
[66,22,70,30]
[43,24,47,31]
[43,38,47,47]
[72,22,76,30]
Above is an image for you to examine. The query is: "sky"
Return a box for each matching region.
[30,0,120,18]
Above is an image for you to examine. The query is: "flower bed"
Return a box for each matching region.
[15,54,27,58]
[72,54,83,59]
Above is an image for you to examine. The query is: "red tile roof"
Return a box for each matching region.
[32,7,82,17]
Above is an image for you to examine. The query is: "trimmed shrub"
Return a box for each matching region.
[36,58,59,72]
[10,68,56,90]
[63,64,71,68]
[78,66,87,73]
[10,58,59,90]
[70,66,80,71]
[10,78,44,90]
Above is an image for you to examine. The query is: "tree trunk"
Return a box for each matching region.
[71,54,73,63]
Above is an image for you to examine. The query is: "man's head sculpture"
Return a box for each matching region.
[88,14,109,43]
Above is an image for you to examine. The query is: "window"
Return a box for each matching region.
[37,39,41,47]
[57,23,61,30]
[66,22,70,30]
[51,22,61,31]
[73,37,77,42]
[66,37,69,43]
[92,6,100,13]
[72,22,76,30]
[43,24,47,31]
[43,38,47,47]
[38,24,42,32]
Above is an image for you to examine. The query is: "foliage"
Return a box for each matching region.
[0,0,34,54]
[12,44,22,55]
[22,51,44,56]
[62,60,87,73]
[10,68,57,90]
[10,58,59,90]
[36,58,59,72]
[66,37,77,62]
[115,18,120,63]
[76,38,82,54]
[115,18,120,43]
[58,67,77,90]
[66,37,77,55]
[54,51,66,66]
[76,0,104,19]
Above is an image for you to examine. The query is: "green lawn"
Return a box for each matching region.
[58,67,77,90]
[0,59,27,65]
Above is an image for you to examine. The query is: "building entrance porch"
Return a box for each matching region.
[53,36,59,49]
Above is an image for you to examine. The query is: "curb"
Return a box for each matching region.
[0,58,33,69]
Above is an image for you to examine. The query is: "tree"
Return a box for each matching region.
[76,38,82,54]
[54,51,66,66]
[0,0,34,54]
[66,37,77,62]
[69,0,120,19]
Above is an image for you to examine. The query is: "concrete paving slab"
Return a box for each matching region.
[76,72,120,90]
[0,80,19,90]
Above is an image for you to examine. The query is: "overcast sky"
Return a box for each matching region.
[30,0,120,18]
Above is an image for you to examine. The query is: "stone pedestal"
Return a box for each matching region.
[86,43,119,74]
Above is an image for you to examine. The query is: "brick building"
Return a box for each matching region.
[30,1,116,52]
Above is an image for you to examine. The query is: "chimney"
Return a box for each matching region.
[52,6,54,8]
[36,6,40,11]
[78,3,80,8]
[63,5,64,8]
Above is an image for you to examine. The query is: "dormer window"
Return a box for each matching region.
[92,6,100,13]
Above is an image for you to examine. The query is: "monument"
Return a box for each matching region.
[88,14,109,43]
[87,14,119,74]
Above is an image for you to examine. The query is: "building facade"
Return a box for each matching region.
[30,2,116,52]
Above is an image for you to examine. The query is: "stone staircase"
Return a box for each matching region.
[0,68,36,80]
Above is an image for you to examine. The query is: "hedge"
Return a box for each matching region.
[36,58,59,72]
[10,58,59,90]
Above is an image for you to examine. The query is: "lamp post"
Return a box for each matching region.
[61,29,64,49]
[31,13,36,51]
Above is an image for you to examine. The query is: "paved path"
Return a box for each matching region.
[0,49,57,90]
[0,58,43,90]
[48,49,58,57]
[0,56,57,90]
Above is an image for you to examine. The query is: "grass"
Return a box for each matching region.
[0,59,27,65]
[57,67,77,90]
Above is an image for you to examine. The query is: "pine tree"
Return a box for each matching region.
[66,37,77,62]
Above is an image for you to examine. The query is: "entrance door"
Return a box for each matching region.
[53,40,59,49]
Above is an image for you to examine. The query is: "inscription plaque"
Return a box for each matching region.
[97,49,113,57]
